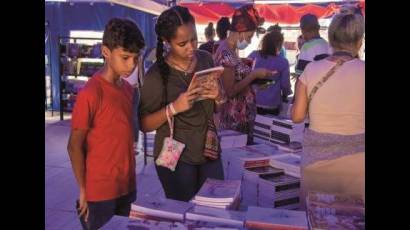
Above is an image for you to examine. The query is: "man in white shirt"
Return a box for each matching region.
[295,14,330,76]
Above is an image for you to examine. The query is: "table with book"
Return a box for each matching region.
[108,111,365,229]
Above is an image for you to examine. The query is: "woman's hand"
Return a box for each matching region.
[252,68,278,79]
[172,87,202,114]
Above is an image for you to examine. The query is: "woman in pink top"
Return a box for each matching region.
[292,10,365,207]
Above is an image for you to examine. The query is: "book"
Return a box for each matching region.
[306,191,365,230]
[185,205,245,227]
[190,66,224,101]
[245,206,308,230]
[307,191,365,208]
[242,144,282,158]
[102,215,175,230]
[131,196,194,221]
[244,165,284,176]
[270,154,302,178]
[193,179,241,203]
[222,146,275,180]
[270,142,303,153]
[218,129,248,149]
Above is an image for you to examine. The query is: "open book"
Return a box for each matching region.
[189,66,224,101]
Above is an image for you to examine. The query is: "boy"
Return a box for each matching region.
[67,18,145,230]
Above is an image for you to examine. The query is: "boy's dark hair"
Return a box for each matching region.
[259,31,284,59]
[267,24,282,33]
[216,17,230,40]
[300,13,320,32]
[155,6,195,106]
[103,18,145,54]
[205,22,215,39]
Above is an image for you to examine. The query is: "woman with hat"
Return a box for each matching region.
[214,4,276,144]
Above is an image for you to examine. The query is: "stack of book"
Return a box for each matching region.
[102,215,176,230]
[245,206,308,230]
[258,173,301,210]
[270,116,305,144]
[130,196,194,222]
[243,143,280,156]
[224,146,282,180]
[185,205,246,228]
[254,114,305,147]
[191,179,242,210]
[270,153,302,178]
[254,114,274,143]
[306,191,365,230]
[270,141,303,154]
[241,165,284,207]
[220,147,256,180]
[218,129,248,149]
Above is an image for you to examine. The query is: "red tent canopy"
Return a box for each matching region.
[179,1,365,24]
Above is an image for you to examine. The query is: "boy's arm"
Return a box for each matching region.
[67,129,87,191]
[67,129,88,218]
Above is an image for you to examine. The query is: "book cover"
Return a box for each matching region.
[307,191,364,207]
[270,154,301,168]
[307,208,365,230]
[245,206,308,230]
[190,66,224,101]
[306,192,365,230]
[194,179,241,203]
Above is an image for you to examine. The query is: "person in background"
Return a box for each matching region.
[291,10,365,209]
[294,14,330,77]
[292,14,330,102]
[213,17,230,54]
[267,24,287,59]
[214,4,276,144]
[67,18,145,229]
[199,22,216,54]
[248,30,291,116]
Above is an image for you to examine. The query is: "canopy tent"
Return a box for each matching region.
[178,0,365,24]
[46,1,164,110]
[46,0,169,15]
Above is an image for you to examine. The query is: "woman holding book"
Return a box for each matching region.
[139,6,225,202]
[214,4,276,144]
[291,10,365,208]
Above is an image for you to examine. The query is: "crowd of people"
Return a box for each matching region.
[66,3,365,229]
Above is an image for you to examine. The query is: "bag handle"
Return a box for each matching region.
[165,105,174,139]
[307,58,347,107]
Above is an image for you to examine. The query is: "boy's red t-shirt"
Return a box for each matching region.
[71,74,136,201]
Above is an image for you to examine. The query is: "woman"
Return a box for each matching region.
[291,11,365,207]
[248,30,292,116]
[139,6,225,201]
[214,4,275,144]
[198,22,216,54]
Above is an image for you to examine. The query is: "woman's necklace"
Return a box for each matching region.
[167,56,196,77]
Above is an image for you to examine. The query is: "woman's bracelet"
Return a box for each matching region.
[169,102,178,116]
